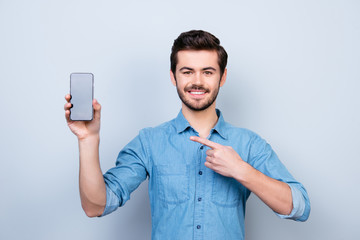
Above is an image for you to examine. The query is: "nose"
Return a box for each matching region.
[193,72,203,85]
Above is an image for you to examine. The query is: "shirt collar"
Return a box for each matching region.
[174,109,192,134]
[174,108,228,140]
[212,109,228,140]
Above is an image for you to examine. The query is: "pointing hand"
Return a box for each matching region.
[190,136,250,179]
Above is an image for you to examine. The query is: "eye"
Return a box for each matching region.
[183,71,192,75]
[204,71,213,75]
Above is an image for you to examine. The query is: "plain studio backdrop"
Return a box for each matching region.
[0,0,359,239]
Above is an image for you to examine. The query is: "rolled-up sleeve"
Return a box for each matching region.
[249,134,311,221]
[99,130,149,217]
[275,183,310,221]
[99,186,121,217]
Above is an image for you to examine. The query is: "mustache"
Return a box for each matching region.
[184,84,209,92]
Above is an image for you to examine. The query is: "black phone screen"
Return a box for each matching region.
[70,73,94,121]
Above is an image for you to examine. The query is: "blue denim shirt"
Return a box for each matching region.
[101,109,310,240]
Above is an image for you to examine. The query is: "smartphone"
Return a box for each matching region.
[70,73,94,121]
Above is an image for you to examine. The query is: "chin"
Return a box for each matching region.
[183,101,214,112]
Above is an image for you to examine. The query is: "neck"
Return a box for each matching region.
[182,103,219,138]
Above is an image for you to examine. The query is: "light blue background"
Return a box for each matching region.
[0,0,359,239]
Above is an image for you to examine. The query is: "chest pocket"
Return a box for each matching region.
[212,172,243,207]
[155,164,190,204]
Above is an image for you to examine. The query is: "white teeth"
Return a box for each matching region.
[190,91,205,95]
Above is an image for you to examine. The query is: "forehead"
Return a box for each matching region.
[176,50,219,70]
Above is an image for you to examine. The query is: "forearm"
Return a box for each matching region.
[234,163,293,215]
[78,135,106,217]
[190,136,294,215]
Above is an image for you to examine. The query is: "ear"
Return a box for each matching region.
[219,68,227,87]
[170,70,177,86]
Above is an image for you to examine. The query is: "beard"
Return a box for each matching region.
[176,82,220,111]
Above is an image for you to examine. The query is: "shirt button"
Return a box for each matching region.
[198,197,202,202]
[197,225,201,229]
[200,145,204,150]
[198,171,203,175]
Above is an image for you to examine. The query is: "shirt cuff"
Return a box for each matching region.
[98,186,120,217]
[276,184,305,220]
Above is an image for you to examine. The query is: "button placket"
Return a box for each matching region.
[194,143,205,238]
[198,144,204,204]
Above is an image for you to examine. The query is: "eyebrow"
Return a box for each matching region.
[179,67,217,71]
[202,67,216,71]
[179,67,194,71]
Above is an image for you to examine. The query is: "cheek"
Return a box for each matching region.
[175,77,191,89]
[206,78,220,89]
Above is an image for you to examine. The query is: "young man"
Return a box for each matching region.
[64,30,310,239]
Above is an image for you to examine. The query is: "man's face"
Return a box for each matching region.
[170,50,226,111]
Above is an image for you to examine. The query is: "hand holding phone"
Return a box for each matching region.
[64,73,101,140]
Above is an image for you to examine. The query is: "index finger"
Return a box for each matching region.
[190,136,222,149]
[65,94,71,102]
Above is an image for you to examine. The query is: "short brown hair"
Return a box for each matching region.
[170,30,228,77]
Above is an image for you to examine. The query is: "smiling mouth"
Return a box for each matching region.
[189,90,206,95]
[185,85,209,98]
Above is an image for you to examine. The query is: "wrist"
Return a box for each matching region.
[233,161,257,184]
[78,134,100,144]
